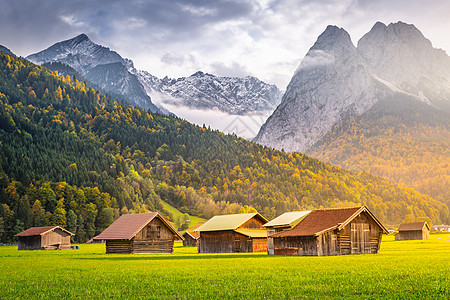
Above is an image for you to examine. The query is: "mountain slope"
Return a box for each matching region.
[0,52,447,243]
[307,94,450,208]
[26,34,159,112]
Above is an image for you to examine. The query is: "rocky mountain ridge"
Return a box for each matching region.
[135,70,282,115]
[26,34,281,116]
[255,21,450,152]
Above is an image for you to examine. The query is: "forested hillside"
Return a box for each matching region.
[308,95,450,208]
[0,53,448,243]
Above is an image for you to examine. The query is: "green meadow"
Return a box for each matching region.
[1,234,449,299]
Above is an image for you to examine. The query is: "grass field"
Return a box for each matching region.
[160,200,206,231]
[0,234,449,299]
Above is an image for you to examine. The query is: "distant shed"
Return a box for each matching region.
[395,222,430,240]
[271,206,388,256]
[95,212,183,254]
[15,226,74,250]
[263,210,311,255]
[195,213,268,253]
[182,231,200,247]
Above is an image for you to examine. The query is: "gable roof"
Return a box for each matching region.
[95,212,183,240]
[263,211,312,228]
[183,231,200,240]
[272,206,388,238]
[15,226,74,237]
[398,222,430,232]
[194,213,268,232]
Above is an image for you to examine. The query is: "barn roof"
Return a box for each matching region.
[194,213,268,232]
[263,211,312,228]
[234,229,267,238]
[398,222,430,232]
[95,212,183,241]
[15,226,74,237]
[272,206,388,237]
[183,231,200,240]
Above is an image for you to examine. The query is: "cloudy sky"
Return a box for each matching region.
[1,0,449,89]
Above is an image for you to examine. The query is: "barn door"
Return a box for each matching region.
[351,223,367,254]
[363,223,371,254]
[234,238,241,252]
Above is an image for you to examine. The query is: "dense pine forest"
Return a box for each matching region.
[308,95,450,208]
[0,52,448,243]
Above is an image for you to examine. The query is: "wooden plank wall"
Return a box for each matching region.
[252,238,268,252]
[199,231,234,253]
[273,211,384,256]
[182,234,197,246]
[41,229,71,249]
[395,230,429,240]
[18,235,41,250]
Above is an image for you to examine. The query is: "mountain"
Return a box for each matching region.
[255,21,450,207]
[26,34,159,112]
[255,25,389,152]
[1,52,447,242]
[256,22,450,152]
[136,70,282,115]
[0,45,14,56]
[358,22,450,111]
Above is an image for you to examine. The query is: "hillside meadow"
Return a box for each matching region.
[0,234,449,299]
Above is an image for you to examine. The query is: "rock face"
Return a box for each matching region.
[358,21,450,110]
[26,34,159,112]
[255,22,450,152]
[135,70,282,115]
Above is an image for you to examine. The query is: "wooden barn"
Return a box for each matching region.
[182,231,200,247]
[15,226,74,250]
[195,213,268,253]
[395,222,430,240]
[271,206,388,256]
[264,210,311,255]
[94,212,183,254]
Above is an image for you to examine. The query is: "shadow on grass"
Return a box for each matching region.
[73,253,273,261]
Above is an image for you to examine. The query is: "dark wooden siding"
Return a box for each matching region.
[267,226,290,255]
[395,229,429,240]
[105,217,175,254]
[273,211,383,256]
[198,231,267,253]
[18,228,71,250]
[182,234,197,247]
[17,235,41,250]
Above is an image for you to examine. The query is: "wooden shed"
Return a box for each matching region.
[94,212,183,254]
[182,231,200,247]
[15,226,74,250]
[195,213,268,253]
[271,206,388,256]
[264,210,311,255]
[395,222,430,240]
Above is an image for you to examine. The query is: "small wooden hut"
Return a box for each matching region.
[271,206,388,256]
[94,212,183,254]
[264,210,311,255]
[15,226,74,250]
[182,231,200,247]
[195,213,268,253]
[395,222,430,240]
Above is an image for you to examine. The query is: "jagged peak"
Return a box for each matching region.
[191,71,215,78]
[311,25,354,51]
